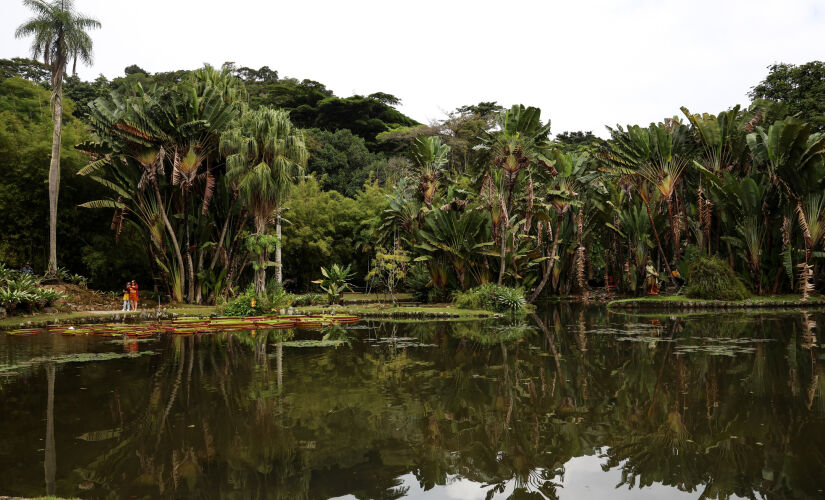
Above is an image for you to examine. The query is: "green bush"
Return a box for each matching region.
[292,293,325,306]
[406,263,432,303]
[0,287,31,310]
[265,281,295,309]
[454,284,528,313]
[684,255,750,300]
[219,283,297,317]
[218,285,264,317]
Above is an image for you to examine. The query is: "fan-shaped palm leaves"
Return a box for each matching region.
[415,207,490,290]
[408,135,450,208]
[601,122,691,280]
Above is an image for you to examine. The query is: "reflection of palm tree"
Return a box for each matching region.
[44,363,56,496]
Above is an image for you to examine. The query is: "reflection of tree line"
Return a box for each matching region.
[39,307,825,499]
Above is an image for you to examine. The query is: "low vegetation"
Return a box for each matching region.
[454,284,530,313]
[684,255,751,301]
[0,264,64,313]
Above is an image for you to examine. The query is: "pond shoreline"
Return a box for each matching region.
[0,306,216,331]
[607,294,825,310]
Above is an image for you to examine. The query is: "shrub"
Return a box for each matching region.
[33,288,63,307]
[0,287,31,310]
[684,255,750,301]
[55,267,87,287]
[406,263,432,303]
[0,263,20,283]
[292,293,325,306]
[265,281,295,309]
[219,283,297,317]
[454,284,528,313]
[218,285,264,317]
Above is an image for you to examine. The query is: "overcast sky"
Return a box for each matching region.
[2,0,823,137]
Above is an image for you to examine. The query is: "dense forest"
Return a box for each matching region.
[1,56,824,304]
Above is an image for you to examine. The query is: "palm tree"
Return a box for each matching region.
[601,122,689,284]
[220,107,307,293]
[479,105,552,284]
[15,0,101,278]
[408,135,450,208]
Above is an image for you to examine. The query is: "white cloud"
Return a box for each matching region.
[2,0,822,137]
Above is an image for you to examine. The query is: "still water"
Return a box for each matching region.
[1,305,824,499]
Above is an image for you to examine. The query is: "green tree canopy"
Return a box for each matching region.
[749,61,825,132]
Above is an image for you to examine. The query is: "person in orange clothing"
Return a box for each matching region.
[129,280,139,311]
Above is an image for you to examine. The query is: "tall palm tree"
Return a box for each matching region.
[220,107,307,292]
[15,0,100,278]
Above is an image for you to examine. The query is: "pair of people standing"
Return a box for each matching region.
[121,281,139,311]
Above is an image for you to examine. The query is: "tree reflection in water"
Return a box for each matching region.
[0,305,823,499]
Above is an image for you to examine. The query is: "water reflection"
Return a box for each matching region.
[0,305,823,499]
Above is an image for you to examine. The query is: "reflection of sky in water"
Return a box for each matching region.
[333,452,746,499]
[1,307,821,498]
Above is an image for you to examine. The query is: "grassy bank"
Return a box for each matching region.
[294,303,495,319]
[608,294,825,310]
[0,305,217,330]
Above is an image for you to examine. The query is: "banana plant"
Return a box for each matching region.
[747,117,825,199]
[313,264,354,304]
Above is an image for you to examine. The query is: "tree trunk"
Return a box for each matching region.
[254,215,267,294]
[529,221,561,303]
[46,81,63,278]
[153,179,186,301]
[667,197,680,265]
[642,197,677,286]
[184,190,195,303]
[497,229,506,286]
[275,207,283,285]
[194,245,205,304]
[209,198,237,270]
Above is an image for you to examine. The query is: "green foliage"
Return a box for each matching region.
[749,61,825,132]
[405,263,432,303]
[281,177,387,290]
[291,293,325,306]
[313,263,354,305]
[684,255,751,301]
[264,280,295,309]
[305,128,387,197]
[218,285,265,317]
[365,246,409,303]
[0,263,63,311]
[454,284,527,313]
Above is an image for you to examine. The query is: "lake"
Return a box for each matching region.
[1,304,823,499]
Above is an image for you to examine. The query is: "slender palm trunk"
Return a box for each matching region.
[254,215,267,294]
[153,179,186,300]
[497,195,508,286]
[275,206,283,284]
[46,79,63,277]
